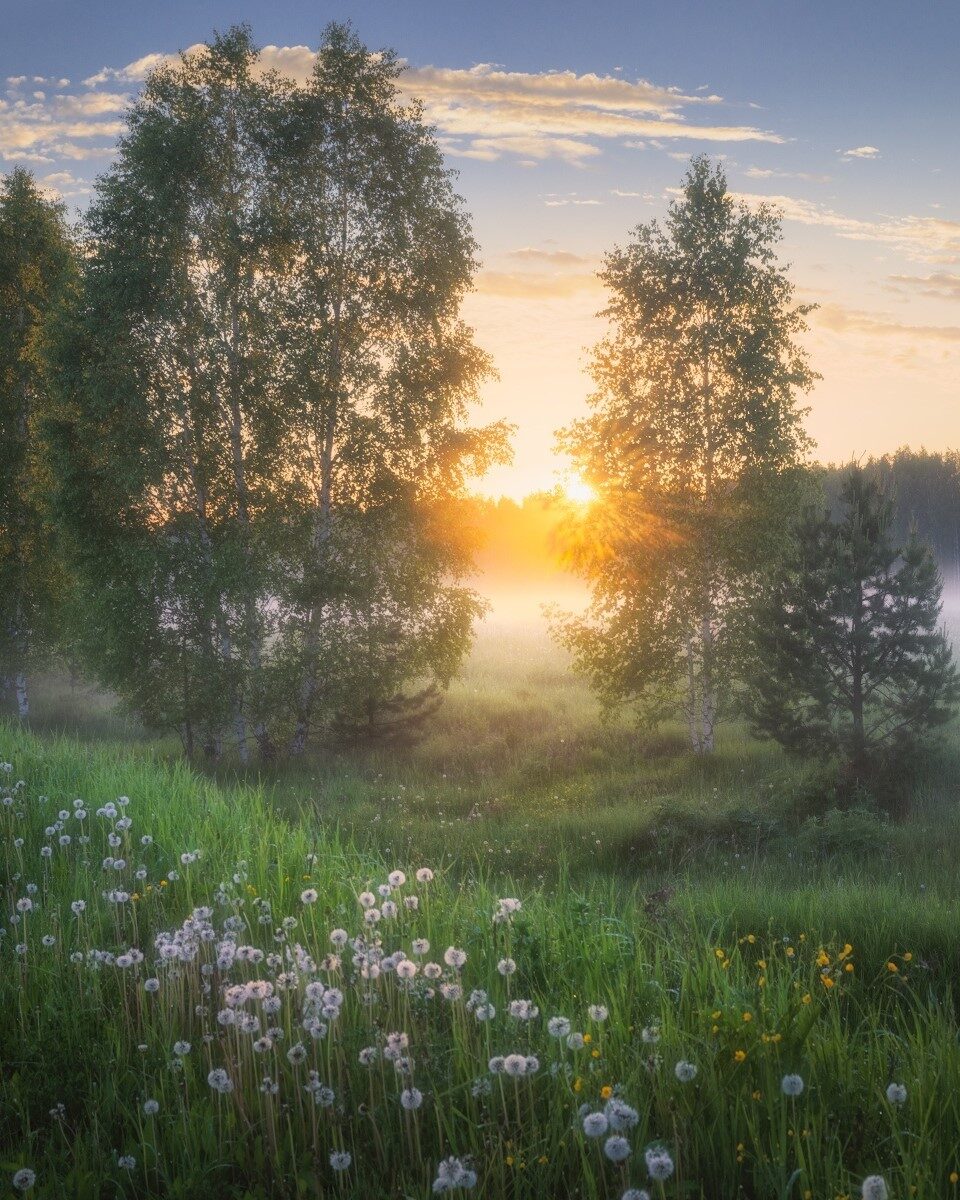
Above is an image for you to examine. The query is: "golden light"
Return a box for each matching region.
[563,475,596,506]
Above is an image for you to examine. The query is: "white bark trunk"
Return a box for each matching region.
[15,672,29,720]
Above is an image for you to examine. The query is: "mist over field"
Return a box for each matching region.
[3,4,960,1198]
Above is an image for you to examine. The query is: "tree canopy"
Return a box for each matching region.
[554,157,816,752]
[45,24,509,759]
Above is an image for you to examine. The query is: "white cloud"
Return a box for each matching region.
[886,272,960,302]
[507,247,593,265]
[733,191,960,263]
[745,166,831,183]
[475,269,602,298]
[79,44,783,164]
[814,301,960,342]
[840,145,880,160]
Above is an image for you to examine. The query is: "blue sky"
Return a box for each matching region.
[3,0,958,495]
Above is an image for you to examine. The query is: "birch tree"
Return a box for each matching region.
[46,25,507,757]
[553,157,815,753]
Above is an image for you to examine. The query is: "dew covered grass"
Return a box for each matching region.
[4,710,960,1198]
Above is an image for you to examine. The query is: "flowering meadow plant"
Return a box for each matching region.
[1,742,959,1197]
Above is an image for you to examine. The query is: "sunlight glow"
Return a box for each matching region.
[563,475,596,506]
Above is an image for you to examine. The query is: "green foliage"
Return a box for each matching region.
[745,467,960,805]
[4,725,960,1198]
[554,157,817,755]
[44,25,509,761]
[0,169,75,717]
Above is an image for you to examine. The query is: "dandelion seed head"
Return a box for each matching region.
[886,1082,907,1105]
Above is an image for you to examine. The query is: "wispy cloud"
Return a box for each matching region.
[507,247,593,265]
[839,145,880,160]
[814,302,960,342]
[0,82,127,162]
[733,191,960,263]
[77,43,783,165]
[475,269,602,299]
[744,166,831,183]
[886,272,960,302]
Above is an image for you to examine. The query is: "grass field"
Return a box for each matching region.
[4,621,960,1197]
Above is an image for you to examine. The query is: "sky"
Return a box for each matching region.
[2,0,958,497]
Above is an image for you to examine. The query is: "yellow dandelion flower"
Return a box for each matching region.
[734,1049,747,1063]
[904,951,913,962]
[742,1012,752,1022]
[887,961,899,973]
[591,1049,601,1059]
[600,1085,613,1100]
[844,962,854,973]
[801,993,812,1005]
[573,1078,583,1093]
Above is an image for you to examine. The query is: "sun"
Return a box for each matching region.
[563,475,596,506]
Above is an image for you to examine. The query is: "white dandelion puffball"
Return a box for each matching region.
[861,1178,888,1200]
[604,1136,631,1163]
[548,1016,571,1038]
[503,1054,527,1077]
[329,1151,352,1172]
[781,1073,805,1097]
[645,1147,675,1180]
[605,1098,639,1131]
[388,870,406,887]
[675,1060,698,1083]
[588,1004,608,1022]
[622,1191,651,1200]
[207,1068,234,1094]
[173,1041,191,1056]
[415,867,434,883]
[12,1168,36,1192]
[400,1087,423,1110]
[143,1099,159,1116]
[497,957,517,976]
[300,888,318,904]
[886,1082,907,1105]
[443,946,467,969]
[582,1111,609,1137]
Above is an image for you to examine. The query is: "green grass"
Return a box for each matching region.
[4,624,960,1197]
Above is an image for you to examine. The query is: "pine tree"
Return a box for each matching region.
[553,157,816,752]
[745,467,960,803]
[0,169,75,718]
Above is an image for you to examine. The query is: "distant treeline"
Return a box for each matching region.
[469,453,960,593]
[822,450,960,590]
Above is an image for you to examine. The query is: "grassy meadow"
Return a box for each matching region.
[4,620,960,1198]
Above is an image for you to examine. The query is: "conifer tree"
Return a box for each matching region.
[746,467,959,800]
